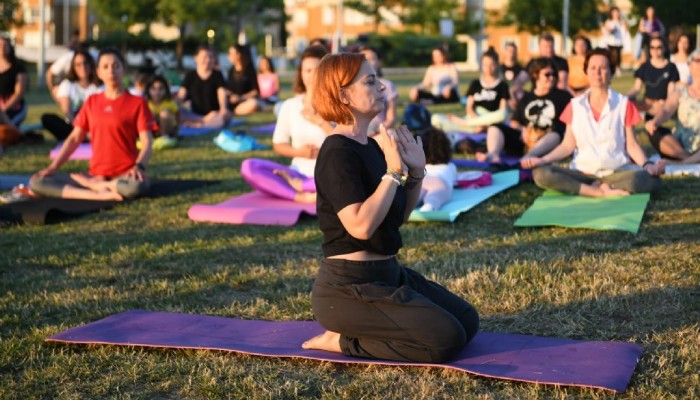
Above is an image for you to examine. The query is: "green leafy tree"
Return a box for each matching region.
[505,0,602,35]
[400,0,460,35]
[344,0,402,32]
[89,0,160,29]
[631,0,700,31]
[0,0,22,33]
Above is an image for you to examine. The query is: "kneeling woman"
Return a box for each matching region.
[523,48,663,197]
[303,53,479,362]
[31,48,154,201]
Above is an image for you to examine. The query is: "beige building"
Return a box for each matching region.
[285,0,636,69]
[11,0,90,47]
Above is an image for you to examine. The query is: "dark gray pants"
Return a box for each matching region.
[311,257,479,363]
[533,164,662,195]
[30,173,150,199]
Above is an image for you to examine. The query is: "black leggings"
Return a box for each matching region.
[41,113,73,141]
[311,257,479,363]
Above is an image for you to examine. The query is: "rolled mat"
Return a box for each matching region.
[188,191,316,226]
[409,170,519,222]
[514,191,651,234]
[46,309,643,393]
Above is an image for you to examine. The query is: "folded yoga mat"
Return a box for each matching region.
[0,179,218,225]
[249,123,276,134]
[514,191,651,234]
[409,170,520,222]
[179,119,246,137]
[188,191,316,226]
[50,142,92,160]
[46,309,642,393]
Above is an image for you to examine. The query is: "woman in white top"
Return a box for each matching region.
[41,49,101,141]
[523,48,663,197]
[409,47,460,104]
[602,6,628,76]
[418,128,457,211]
[240,45,331,203]
[671,33,692,86]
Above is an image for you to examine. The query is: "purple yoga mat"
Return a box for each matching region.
[250,123,276,134]
[187,191,316,226]
[47,310,642,393]
[452,155,521,169]
[50,143,92,160]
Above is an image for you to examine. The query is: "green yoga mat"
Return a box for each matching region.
[409,170,520,222]
[514,191,651,234]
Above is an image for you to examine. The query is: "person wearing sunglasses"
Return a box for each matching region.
[522,48,662,197]
[645,49,700,163]
[627,36,679,125]
[471,58,572,164]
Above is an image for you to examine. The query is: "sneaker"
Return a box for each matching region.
[0,184,37,204]
[152,135,178,151]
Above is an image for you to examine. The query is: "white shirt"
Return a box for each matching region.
[426,162,458,187]
[671,55,691,85]
[272,95,328,177]
[569,89,634,177]
[56,79,102,114]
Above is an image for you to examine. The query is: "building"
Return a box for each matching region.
[11,0,90,47]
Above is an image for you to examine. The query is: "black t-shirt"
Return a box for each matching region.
[0,61,26,109]
[634,61,680,100]
[465,78,510,112]
[500,63,524,84]
[526,56,570,75]
[315,135,406,257]
[226,67,259,96]
[181,70,225,115]
[511,88,573,136]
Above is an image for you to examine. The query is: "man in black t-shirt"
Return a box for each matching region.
[470,59,572,162]
[525,33,570,92]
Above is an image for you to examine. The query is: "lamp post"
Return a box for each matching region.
[207,29,216,47]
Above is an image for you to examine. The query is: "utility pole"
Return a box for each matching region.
[562,0,570,55]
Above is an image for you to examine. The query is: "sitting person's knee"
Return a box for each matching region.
[532,165,555,187]
[116,178,150,199]
[631,171,662,193]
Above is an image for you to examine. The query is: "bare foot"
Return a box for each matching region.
[475,152,500,163]
[294,191,316,204]
[70,173,107,191]
[273,169,304,192]
[96,190,124,201]
[598,183,630,197]
[302,330,342,353]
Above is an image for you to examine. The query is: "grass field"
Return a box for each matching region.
[0,71,698,399]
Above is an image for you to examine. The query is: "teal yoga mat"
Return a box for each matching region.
[514,191,651,234]
[409,170,520,222]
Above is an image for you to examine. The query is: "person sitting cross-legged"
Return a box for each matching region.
[522,48,663,197]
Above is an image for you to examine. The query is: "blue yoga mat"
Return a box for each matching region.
[0,175,30,190]
[409,170,520,222]
[47,309,643,393]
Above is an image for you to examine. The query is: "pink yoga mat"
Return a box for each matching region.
[188,191,316,226]
[50,143,92,160]
[47,310,642,393]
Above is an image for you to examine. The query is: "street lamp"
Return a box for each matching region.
[207,29,216,46]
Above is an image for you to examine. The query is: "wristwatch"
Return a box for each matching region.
[136,162,146,171]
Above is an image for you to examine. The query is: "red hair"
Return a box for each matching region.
[312,53,366,125]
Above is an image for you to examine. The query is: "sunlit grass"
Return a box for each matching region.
[0,71,697,399]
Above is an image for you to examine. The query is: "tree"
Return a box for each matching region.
[0,0,22,33]
[505,0,602,35]
[631,0,700,32]
[89,0,160,30]
[400,0,460,35]
[344,0,402,32]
